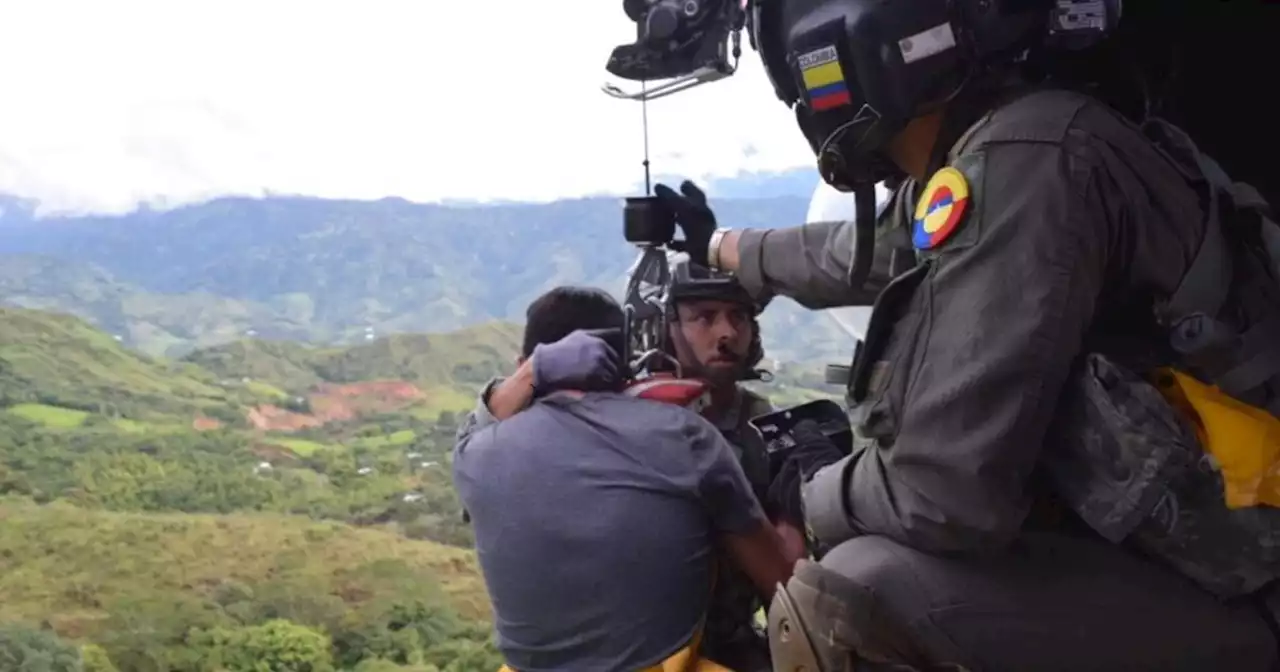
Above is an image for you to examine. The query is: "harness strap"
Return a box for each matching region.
[644,562,724,672]
[1149,120,1232,323]
[1217,316,1280,399]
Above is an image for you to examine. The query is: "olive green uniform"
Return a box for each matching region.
[736,88,1278,670]
[700,387,775,672]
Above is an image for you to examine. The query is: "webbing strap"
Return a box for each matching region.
[1143,118,1280,409]
[1151,121,1232,324]
[1218,316,1280,398]
[1228,181,1272,215]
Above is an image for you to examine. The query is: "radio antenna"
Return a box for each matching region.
[641,81,652,195]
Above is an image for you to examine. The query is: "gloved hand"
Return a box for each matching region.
[654,180,717,267]
[766,419,846,527]
[530,329,621,396]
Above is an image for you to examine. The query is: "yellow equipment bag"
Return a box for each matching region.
[1154,367,1280,509]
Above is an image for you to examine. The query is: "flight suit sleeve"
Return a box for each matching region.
[804,139,1113,554]
[454,377,504,444]
[733,223,884,309]
[733,182,913,309]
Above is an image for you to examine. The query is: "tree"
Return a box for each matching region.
[79,645,118,672]
[188,619,334,672]
[0,623,83,672]
[353,660,440,672]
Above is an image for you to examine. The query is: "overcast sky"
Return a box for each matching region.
[0,0,815,215]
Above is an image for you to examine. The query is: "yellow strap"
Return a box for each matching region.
[500,658,731,672]
[1155,367,1280,508]
[642,559,726,672]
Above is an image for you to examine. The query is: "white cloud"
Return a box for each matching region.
[0,0,816,215]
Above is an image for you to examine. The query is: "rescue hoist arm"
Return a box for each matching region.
[601,0,746,103]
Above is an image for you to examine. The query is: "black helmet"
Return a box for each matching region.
[666,257,763,315]
[664,256,768,378]
[750,0,1054,190]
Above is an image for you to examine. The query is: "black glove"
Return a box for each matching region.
[765,420,845,526]
[654,180,717,267]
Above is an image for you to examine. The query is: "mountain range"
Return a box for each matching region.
[0,167,858,366]
[0,166,853,670]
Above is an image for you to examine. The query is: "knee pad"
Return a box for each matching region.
[767,560,970,672]
[766,572,827,672]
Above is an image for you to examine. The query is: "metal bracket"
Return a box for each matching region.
[601,62,736,101]
[601,30,741,102]
[632,347,684,378]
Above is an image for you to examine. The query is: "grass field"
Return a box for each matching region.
[354,430,416,449]
[0,501,491,632]
[412,386,475,421]
[6,403,89,428]
[266,437,334,456]
[245,380,290,400]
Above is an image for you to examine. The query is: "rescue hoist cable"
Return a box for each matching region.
[641,81,652,195]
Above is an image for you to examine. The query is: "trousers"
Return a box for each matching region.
[770,532,1278,672]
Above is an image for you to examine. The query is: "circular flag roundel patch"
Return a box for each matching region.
[912,166,971,250]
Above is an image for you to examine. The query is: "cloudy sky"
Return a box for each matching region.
[0,0,816,215]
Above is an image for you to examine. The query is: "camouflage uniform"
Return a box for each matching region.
[699,386,775,672]
[1047,353,1280,603]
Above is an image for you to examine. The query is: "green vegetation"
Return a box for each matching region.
[0,307,501,669]
[0,622,83,672]
[6,403,89,428]
[0,307,268,425]
[0,406,473,547]
[271,437,333,456]
[0,297,844,671]
[0,501,499,671]
[183,322,522,422]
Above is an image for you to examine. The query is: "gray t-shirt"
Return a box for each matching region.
[452,391,768,672]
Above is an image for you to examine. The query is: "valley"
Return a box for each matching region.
[0,175,851,670]
[0,295,841,670]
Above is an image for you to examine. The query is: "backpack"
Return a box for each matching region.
[1042,112,1280,602]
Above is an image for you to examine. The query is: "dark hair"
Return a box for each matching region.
[522,286,625,358]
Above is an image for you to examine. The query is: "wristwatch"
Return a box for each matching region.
[707,228,731,270]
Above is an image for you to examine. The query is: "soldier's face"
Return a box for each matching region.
[671,299,753,384]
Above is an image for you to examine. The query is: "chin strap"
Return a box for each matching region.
[846,183,879,291]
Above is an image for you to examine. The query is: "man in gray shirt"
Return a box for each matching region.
[456,267,802,670]
[452,286,793,671]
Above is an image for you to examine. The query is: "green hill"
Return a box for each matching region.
[0,193,856,365]
[0,307,264,427]
[0,306,493,549]
[0,500,497,671]
[183,321,522,395]
[0,306,517,431]
[0,304,843,670]
[0,254,310,357]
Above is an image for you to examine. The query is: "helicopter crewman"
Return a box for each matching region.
[601,0,1280,669]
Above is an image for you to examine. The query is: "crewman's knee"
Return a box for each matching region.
[767,536,961,672]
